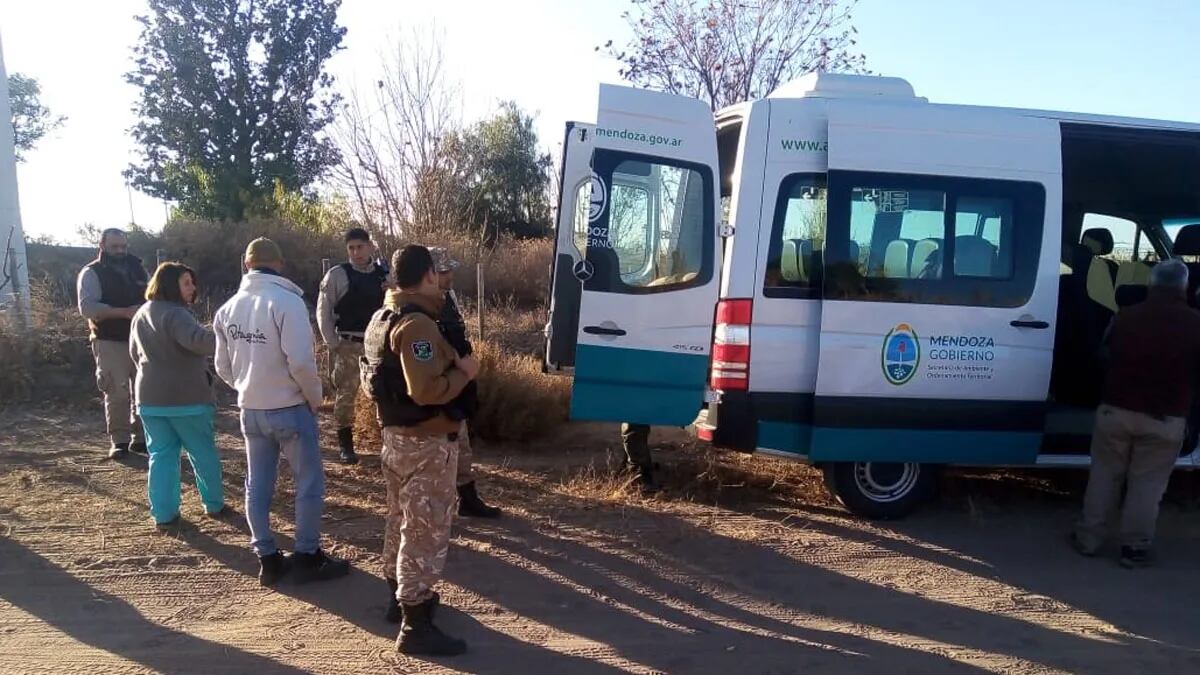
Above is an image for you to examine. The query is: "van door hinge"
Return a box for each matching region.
[719,223,735,238]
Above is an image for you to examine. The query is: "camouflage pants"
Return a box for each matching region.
[330,341,364,428]
[456,421,474,487]
[381,427,459,605]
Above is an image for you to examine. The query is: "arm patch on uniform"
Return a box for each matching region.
[411,340,434,361]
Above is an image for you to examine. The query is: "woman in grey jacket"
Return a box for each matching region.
[129,262,223,526]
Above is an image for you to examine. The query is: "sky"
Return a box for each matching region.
[1,0,1197,243]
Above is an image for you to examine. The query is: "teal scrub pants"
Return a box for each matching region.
[139,405,224,524]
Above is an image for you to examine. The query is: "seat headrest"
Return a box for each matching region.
[1173,224,1200,256]
[1081,228,1114,255]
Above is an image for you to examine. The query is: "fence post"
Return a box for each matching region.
[8,246,24,330]
[476,262,485,343]
[156,248,165,267]
[321,258,331,276]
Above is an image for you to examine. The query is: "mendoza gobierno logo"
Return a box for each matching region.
[882,323,920,385]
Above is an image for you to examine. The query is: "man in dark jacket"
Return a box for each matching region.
[1073,259,1200,567]
[76,228,148,458]
[429,247,501,518]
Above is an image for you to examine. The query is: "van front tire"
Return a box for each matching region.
[823,461,939,520]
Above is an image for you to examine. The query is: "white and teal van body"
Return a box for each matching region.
[544,73,1200,518]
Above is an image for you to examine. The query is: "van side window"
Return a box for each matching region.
[763,174,827,296]
[585,151,715,294]
[955,197,1015,279]
[849,188,946,280]
[825,171,1044,308]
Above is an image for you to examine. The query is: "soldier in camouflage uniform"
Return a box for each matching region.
[429,247,501,517]
[361,245,479,657]
[317,228,389,464]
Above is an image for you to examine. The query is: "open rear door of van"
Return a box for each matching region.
[544,85,721,426]
[813,101,1062,465]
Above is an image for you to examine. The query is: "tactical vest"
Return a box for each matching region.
[334,262,387,333]
[360,304,445,428]
[86,255,148,341]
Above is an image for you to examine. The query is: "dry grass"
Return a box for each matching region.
[0,277,94,405]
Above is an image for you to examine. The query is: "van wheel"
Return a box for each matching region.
[822,461,939,519]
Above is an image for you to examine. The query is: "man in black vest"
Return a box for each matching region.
[317,228,389,464]
[429,247,500,517]
[76,228,149,458]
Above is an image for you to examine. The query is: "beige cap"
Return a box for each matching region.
[244,237,283,266]
[429,246,459,273]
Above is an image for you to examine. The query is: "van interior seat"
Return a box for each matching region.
[883,240,911,278]
[953,235,996,277]
[781,239,806,283]
[1171,223,1200,304]
[1115,284,1148,308]
[910,238,941,278]
[1079,227,1119,312]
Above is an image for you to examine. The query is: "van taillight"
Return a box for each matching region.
[711,299,752,391]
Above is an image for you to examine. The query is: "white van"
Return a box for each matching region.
[543,73,1200,518]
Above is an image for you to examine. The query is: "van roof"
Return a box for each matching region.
[746,72,1200,135]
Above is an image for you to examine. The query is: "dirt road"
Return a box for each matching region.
[1,403,1198,674]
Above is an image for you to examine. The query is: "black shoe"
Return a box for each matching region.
[129,441,148,456]
[337,427,358,465]
[291,549,351,583]
[638,466,661,494]
[108,442,130,459]
[385,578,439,624]
[259,551,290,587]
[1119,546,1152,569]
[397,598,466,656]
[457,481,501,518]
[1069,532,1098,558]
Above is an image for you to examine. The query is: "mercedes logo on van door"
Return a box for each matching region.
[572,259,594,282]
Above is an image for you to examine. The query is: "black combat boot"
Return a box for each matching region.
[457,481,501,518]
[258,550,290,587]
[385,578,401,623]
[291,548,351,583]
[396,598,466,656]
[638,465,661,494]
[337,427,358,465]
[386,578,439,624]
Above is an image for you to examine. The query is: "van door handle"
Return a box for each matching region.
[583,325,627,336]
[1010,319,1050,329]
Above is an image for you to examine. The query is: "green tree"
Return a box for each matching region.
[606,0,867,110]
[8,73,65,162]
[125,0,346,221]
[442,102,553,239]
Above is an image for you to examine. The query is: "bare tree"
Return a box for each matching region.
[331,26,463,245]
[605,0,867,110]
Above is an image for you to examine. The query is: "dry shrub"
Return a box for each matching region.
[0,277,95,405]
[161,216,344,301]
[411,233,551,307]
[472,338,570,441]
[352,335,570,446]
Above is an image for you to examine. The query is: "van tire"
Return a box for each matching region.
[822,461,939,520]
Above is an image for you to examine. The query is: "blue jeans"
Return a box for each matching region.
[140,406,223,524]
[240,405,325,557]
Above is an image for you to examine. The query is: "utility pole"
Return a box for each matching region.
[0,32,31,327]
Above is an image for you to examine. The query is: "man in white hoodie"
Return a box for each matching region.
[214,238,350,587]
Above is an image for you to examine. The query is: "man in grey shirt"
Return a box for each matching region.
[316,227,389,464]
[76,228,149,458]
